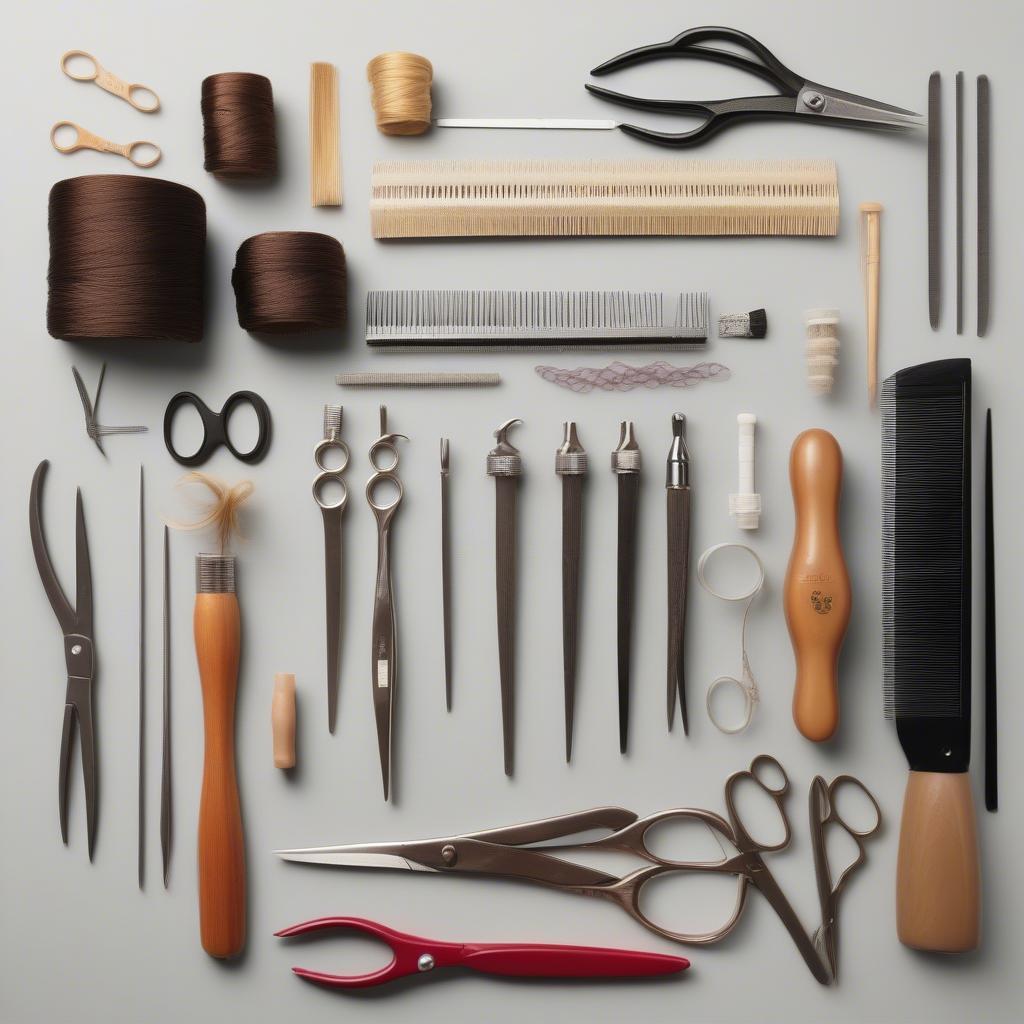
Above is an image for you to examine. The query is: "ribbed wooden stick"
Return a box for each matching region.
[310,63,341,207]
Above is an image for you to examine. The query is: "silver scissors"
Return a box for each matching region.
[313,406,349,733]
[367,406,407,800]
[276,755,881,983]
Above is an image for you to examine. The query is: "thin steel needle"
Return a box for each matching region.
[138,466,145,889]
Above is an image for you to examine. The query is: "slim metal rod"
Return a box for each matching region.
[955,71,964,335]
[160,526,172,887]
[138,466,145,889]
[985,410,997,811]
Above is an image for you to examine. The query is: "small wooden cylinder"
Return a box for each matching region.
[272,673,296,769]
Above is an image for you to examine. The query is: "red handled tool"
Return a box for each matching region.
[275,917,688,988]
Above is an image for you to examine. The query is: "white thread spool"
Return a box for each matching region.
[729,413,761,529]
[805,308,839,395]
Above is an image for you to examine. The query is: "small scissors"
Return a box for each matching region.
[275,917,689,988]
[313,406,349,733]
[29,460,97,858]
[367,406,407,801]
[585,26,925,147]
[276,755,881,983]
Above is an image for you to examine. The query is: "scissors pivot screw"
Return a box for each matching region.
[803,91,825,111]
[417,954,436,972]
[71,644,82,655]
[441,844,457,865]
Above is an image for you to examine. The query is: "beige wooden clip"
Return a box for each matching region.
[60,50,160,112]
[272,673,297,769]
[51,121,161,168]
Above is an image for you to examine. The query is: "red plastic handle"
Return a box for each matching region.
[276,918,689,987]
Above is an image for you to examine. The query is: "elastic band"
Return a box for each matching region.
[697,543,765,734]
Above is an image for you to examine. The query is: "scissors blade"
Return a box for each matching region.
[77,689,98,860]
[74,488,93,637]
[433,117,619,131]
[801,84,925,128]
[29,461,78,634]
[666,486,691,735]
[274,846,439,872]
[322,510,342,733]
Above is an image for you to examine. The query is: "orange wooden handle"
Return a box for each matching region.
[896,771,980,952]
[783,429,850,742]
[195,593,246,959]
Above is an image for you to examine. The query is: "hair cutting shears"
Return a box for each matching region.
[276,755,881,983]
[275,917,688,988]
[29,460,98,858]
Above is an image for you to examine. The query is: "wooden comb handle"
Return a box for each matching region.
[195,592,246,959]
[783,429,851,742]
[896,770,980,952]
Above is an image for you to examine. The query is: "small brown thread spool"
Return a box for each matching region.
[366,52,433,136]
[47,174,206,342]
[231,232,346,334]
[201,73,278,180]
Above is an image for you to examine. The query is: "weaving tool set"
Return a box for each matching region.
[21,14,1005,1011]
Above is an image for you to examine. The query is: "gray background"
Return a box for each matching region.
[1,1,1020,1021]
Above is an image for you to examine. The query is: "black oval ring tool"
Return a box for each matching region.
[163,391,272,467]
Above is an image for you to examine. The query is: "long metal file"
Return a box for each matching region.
[612,423,640,753]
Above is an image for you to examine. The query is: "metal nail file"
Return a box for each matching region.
[955,71,964,335]
[440,439,452,711]
[977,75,990,337]
[985,409,997,811]
[556,423,588,762]
[666,414,691,735]
[160,526,171,887]
[612,423,641,753]
[487,419,524,776]
[927,72,941,329]
[137,467,145,889]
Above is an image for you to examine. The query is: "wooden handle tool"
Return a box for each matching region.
[784,430,850,742]
[272,673,296,769]
[861,202,883,407]
[195,554,246,959]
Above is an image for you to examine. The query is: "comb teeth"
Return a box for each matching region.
[881,361,970,724]
[371,159,840,239]
[366,290,708,352]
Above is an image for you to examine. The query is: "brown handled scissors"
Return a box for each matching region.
[276,755,878,983]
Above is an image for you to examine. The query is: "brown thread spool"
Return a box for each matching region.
[231,231,346,334]
[47,174,206,342]
[366,52,433,136]
[201,73,278,180]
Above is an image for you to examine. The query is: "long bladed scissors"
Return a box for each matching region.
[275,755,881,983]
[29,460,97,858]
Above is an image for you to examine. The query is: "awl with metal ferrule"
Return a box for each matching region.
[556,422,587,762]
[487,419,524,776]
[611,422,640,754]
[440,439,452,711]
[666,414,691,735]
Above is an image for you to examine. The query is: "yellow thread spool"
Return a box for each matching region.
[366,52,433,136]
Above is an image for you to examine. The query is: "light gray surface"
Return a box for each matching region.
[1,1,1020,1021]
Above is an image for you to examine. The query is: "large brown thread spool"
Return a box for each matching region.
[47,174,206,342]
[201,73,278,180]
[231,231,346,334]
[366,52,433,136]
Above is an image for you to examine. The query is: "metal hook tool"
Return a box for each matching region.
[72,364,147,454]
[367,406,407,800]
[487,419,524,776]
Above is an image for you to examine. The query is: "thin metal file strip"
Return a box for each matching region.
[666,414,691,735]
[977,76,990,337]
[927,73,941,329]
[440,440,452,711]
[612,422,640,754]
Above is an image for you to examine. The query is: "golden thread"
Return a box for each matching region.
[309,63,341,206]
[366,52,432,136]
[175,473,254,554]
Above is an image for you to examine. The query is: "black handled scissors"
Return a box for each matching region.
[585,26,925,147]
[162,391,272,467]
[29,460,97,858]
[276,755,880,983]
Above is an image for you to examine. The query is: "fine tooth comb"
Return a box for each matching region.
[880,358,979,954]
[366,291,709,352]
[371,160,839,239]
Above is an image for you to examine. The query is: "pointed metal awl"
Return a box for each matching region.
[556,422,587,762]
[666,414,691,736]
[612,422,640,753]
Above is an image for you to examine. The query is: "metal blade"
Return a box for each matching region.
[160,526,172,887]
[137,467,145,888]
[58,703,73,844]
[323,512,342,733]
[803,85,925,128]
[75,489,93,637]
[274,849,436,871]
[928,72,941,329]
[977,75,990,337]
[441,439,452,711]
[955,72,964,335]
[433,117,619,131]
[78,691,97,860]
[562,475,584,762]
[616,474,639,754]
[666,487,691,735]
[29,461,78,634]
[495,476,518,776]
